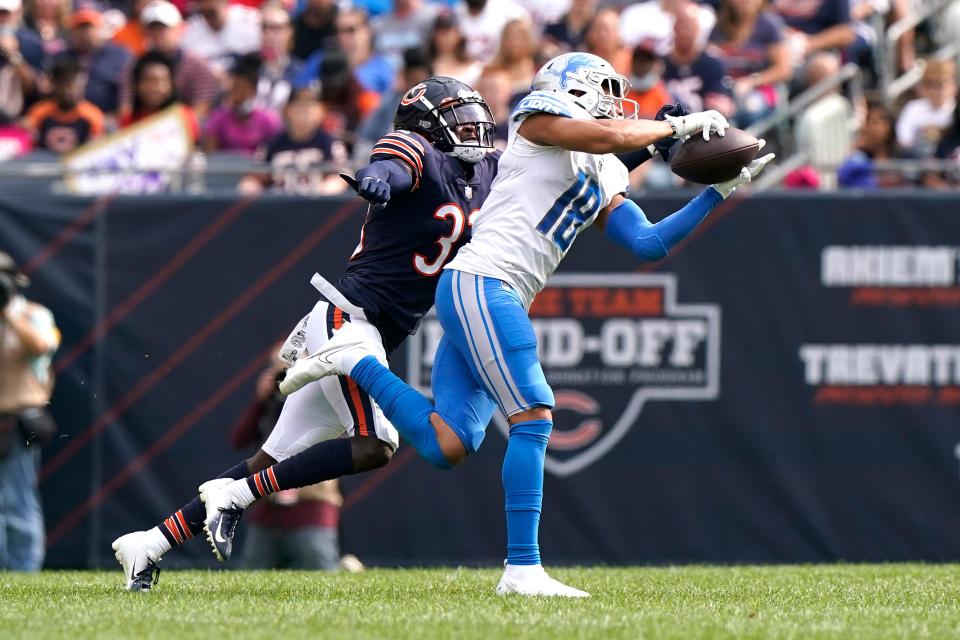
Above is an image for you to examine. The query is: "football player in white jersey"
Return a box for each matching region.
[279,52,775,597]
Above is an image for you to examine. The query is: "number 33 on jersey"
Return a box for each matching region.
[338,130,501,342]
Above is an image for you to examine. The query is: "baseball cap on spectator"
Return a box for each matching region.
[141,1,182,27]
[69,8,103,28]
[0,0,22,11]
[633,35,672,60]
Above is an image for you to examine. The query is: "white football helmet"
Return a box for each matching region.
[531,52,639,120]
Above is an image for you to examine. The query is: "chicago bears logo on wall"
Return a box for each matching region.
[407,273,721,476]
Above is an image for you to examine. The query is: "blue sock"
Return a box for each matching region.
[502,418,552,566]
[350,356,452,469]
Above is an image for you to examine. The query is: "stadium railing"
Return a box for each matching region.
[880,0,957,97]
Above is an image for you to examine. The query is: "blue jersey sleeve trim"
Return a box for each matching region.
[512,92,574,122]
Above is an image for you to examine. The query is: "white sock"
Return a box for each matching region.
[225,478,256,508]
[341,349,372,375]
[504,563,544,579]
[144,526,171,558]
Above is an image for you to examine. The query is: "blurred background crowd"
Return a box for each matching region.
[0,0,957,192]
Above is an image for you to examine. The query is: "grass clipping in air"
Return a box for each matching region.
[2,565,959,639]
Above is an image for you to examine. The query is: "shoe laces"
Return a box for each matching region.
[134,561,160,588]
[219,506,243,540]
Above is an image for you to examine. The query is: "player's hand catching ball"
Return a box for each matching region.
[712,139,776,199]
[665,110,729,141]
[341,169,391,205]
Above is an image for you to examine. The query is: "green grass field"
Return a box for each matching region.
[2,565,959,639]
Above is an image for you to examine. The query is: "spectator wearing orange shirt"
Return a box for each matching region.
[22,57,102,154]
[112,0,154,58]
[626,39,673,119]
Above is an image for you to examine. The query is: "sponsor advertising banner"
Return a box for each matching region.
[62,106,194,195]
[3,192,960,567]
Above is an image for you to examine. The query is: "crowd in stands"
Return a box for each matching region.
[0,0,956,191]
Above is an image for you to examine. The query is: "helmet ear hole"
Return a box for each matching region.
[568,89,587,97]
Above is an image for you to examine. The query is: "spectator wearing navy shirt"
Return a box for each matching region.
[56,8,132,120]
[23,0,68,58]
[240,86,348,195]
[839,101,913,188]
[664,1,735,117]
[542,0,597,54]
[771,0,854,65]
[924,100,960,189]
[710,0,791,126]
[292,0,337,61]
[256,2,303,113]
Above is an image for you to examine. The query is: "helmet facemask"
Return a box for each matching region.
[431,99,497,163]
[568,70,640,120]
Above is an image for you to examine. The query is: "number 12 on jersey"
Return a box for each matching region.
[536,170,602,252]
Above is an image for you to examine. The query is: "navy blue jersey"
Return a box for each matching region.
[335,130,501,352]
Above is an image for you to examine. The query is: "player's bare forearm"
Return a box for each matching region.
[518,114,673,154]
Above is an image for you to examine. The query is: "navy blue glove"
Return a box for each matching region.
[653,103,689,162]
[353,167,391,205]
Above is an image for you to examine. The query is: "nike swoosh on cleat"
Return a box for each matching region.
[214,518,228,544]
[313,341,362,367]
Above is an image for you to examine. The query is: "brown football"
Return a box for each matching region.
[669,127,760,184]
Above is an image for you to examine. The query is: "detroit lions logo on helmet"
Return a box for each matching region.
[546,54,600,89]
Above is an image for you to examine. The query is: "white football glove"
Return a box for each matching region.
[664,110,729,141]
[712,140,776,199]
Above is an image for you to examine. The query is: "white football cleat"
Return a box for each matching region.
[278,322,375,396]
[199,478,245,562]
[495,564,590,598]
[112,531,163,591]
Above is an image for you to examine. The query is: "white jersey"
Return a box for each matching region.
[447,90,629,308]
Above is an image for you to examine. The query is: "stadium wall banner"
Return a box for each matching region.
[3,191,960,568]
[62,106,194,196]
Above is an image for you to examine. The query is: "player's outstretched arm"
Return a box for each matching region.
[341,159,415,206]
[595,149,775,261]
[519,110,728,155]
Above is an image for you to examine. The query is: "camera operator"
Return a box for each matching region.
[0,251,59,572]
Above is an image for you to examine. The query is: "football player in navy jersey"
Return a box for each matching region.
[110,77,504,589]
